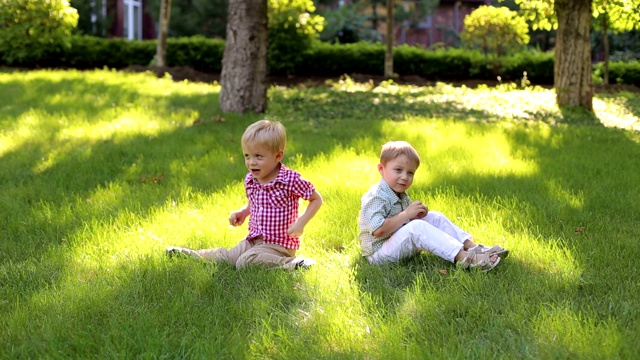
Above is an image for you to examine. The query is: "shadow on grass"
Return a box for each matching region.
[347,118,639,356]
[1,255,320,358]
[2,73,640,356]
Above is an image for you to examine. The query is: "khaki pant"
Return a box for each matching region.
[187,237,300,270]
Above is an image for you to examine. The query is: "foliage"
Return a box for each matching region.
[498,49,555,84]
[461,5,530,57]
[592,0,640,33]
[70,0,111,37]
[318,3,380,43]
[1,69,640,358]
[295,41,386,76]
[507,0,640,31]
[394,0,439,27]
[5,32,640,87]
[508,0,557,31]
[594,60,640,85]
[0,0,79,64]
[268,0,325,75]
[145,0,228,39]
[9,35,225,72]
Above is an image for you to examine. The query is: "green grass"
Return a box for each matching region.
[1,68,639,359]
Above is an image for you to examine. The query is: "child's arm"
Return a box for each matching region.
[372,201,427,238]
[229,203,251,227]
[287,190,323,237]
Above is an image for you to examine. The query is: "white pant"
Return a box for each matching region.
[367,211,471,264]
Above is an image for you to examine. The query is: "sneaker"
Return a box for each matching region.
[294,257,316,270]
[165,246,192,259]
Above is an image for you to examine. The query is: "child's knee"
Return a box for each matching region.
[406,219,431,232]
[235,252,257,269]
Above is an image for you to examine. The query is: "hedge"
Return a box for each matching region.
[1,35,638,87]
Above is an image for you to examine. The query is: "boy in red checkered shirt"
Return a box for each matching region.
[166,120,323,270]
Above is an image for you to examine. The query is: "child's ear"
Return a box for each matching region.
[377,163,384,174]
[276,150,284,161]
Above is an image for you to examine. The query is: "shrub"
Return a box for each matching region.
[394,46,475,80]
[4,34,640,87]
[461,5,530,57]
[0,0,79,64]
[268,0,325,75]
[500,50,555,84]
[607,61,640,86]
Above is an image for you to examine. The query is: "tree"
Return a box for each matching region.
[220,0,323,113]
[70,0,110,37]
[0,0,78,64]
[592,0,640,84]
[145,0,227,39]
[155,0,172,67]
[461,5,530,58]
[384,0,395,77]
[512,0,592,110]
[511,0,639,110]
[318,3,379,43]
[383,0,439,78]
[555,0,593,110]
[219,0,269,113]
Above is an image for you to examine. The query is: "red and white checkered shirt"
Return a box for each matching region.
[244,164,315,249]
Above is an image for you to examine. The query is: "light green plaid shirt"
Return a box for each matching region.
[358,179,412,257]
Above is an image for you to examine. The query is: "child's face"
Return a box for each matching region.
[243,142,283,184]
[378,154,418,194]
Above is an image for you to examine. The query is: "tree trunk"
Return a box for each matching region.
[554,0,593,111]
[219,0,268,113]
[603,15,610,85]
[155,0,171,67]
[384,0,394,78]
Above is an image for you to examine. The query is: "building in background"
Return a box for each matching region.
[398,0,491,47]
[108,0,156,40]
[77,0,156,40]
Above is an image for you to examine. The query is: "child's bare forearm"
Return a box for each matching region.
[372,211,410,238]
[296,191,323,227]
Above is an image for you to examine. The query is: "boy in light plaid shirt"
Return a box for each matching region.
[167,120,322,270]
[358,141,508,271]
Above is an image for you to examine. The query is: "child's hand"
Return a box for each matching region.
[287,221,304,237]
[229,211,247,227]
[407,201,429,220]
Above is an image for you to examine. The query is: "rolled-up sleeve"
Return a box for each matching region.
[360,193,388,235]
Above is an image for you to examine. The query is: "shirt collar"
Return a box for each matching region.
[247,163,287,187]
[378,178,407,202]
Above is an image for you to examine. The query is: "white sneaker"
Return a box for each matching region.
[294,257,316,270]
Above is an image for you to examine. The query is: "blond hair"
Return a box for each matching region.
[241,119,287,153]
[380,141,420,167]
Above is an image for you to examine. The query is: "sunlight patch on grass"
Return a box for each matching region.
[520,235,581,280]
[294,146,379,190]
[381,120,539,183]
[593,95,640,131]
[294,265,370,355]
[57,114,175,144]
[544,179,585,210]
[533,305,621,358]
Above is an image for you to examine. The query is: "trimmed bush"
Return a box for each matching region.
[296,41,384,76]
[3,34,639,87]
[608,61,640,86]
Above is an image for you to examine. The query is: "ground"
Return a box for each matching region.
[125,65,640,93]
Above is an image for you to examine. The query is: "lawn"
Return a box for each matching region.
[1,68,639,359]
